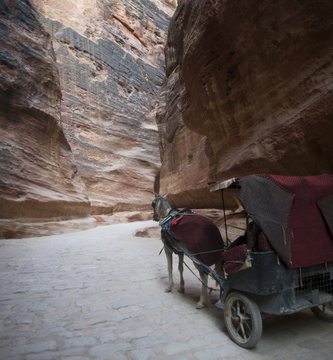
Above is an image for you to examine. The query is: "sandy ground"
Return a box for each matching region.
[0,220,332,359]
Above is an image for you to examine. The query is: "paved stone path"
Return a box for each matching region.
[0,221,332,360]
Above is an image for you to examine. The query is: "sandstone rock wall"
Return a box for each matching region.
[158,0,333,208]
[0,0,175,238]
[32,0,175,214]
[0,0,91,237]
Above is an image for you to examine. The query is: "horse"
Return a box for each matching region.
[152,194,224,309]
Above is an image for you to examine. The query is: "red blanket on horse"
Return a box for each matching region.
[169,215,224,266]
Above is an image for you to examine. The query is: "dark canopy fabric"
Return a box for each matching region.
[239,174,333,268]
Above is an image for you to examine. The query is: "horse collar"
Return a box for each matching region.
[160,208,179,225]
[159,212,172,226]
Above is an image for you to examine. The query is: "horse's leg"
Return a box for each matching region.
[178,253,185,293]
[164,245,174,292]
[194,263,209,309]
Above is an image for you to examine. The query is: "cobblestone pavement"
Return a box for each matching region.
[0,221,332,360]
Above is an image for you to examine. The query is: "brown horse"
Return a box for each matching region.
[152,194,224,308]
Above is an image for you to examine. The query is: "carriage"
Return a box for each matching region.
[208,174,333,348]
[154,174,333,348]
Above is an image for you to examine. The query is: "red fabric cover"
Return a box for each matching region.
[169,215,223,266]
[257,232,272,252]
[221,244,248,274]
[268,174,333,268]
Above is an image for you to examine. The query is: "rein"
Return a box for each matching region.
[182,259,219,293]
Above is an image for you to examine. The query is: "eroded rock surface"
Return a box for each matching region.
[33,0,175,214]
[0,0,91,237]
[158,0,333,208]
[0,0,175,238]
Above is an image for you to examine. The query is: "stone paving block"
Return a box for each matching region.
[63,336,97,349]
[24,348,89,360]
[105,353,128,360]
[9,340,57,355]
[133,334,175,348]
[163,338,207,356]
[89,302,110,312]
[128,348,156,360]
[119,326,153,340]
[99,332,118,344]
[193,347,254,360]
[89,343,131,358]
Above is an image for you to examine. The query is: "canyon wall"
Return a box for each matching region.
[158,0,333,208]
[0,0,93,238]
[0,0,175,238]
[32,0,175,214]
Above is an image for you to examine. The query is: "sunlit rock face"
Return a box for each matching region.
[32,0,176,213]
[158,0,333,208]
[0,0,91,237]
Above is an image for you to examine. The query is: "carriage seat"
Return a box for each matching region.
[220,223,272,274]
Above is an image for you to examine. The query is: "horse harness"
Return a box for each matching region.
[159,209,192,255]
[158,209,223,293]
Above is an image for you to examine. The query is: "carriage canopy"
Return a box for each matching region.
[211,174,333,268]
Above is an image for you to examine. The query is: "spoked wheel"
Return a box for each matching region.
[224,292,262,349]
[311,302,333,322]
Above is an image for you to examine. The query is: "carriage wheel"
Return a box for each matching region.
[311,302,333,322]
[224,292,262,349]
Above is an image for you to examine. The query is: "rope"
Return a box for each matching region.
[226,224,247,231]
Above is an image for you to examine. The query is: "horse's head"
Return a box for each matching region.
[152,193,171,222]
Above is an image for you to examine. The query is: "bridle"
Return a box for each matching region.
[152,196,173,224]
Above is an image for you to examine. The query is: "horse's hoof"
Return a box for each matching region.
[165,288,172,293]
[196,302,206,309]
[178,288,185,293]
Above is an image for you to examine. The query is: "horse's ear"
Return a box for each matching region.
[163,193,168,199]
[154,193,159,199]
